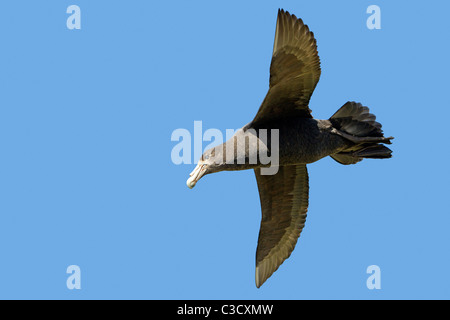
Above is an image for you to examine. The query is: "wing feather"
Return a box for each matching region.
[254,164,309,287]
[252,9,321,126]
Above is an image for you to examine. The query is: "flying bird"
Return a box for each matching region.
[186,9,393,288]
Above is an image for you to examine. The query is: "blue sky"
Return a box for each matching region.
[0,0,449,299]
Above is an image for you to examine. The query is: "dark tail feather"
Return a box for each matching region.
[330,153,362,165]
[355,144,392,159]
[331,144,392,165]
[330,101,384,137]
[330,102,393,165]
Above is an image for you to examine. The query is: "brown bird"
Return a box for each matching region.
[187,9,393,288]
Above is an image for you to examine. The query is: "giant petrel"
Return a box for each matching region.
[186,9,393,288]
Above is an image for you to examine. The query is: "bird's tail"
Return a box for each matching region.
[329,101,393,165]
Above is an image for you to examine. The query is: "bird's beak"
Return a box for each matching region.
[186,163,207,189]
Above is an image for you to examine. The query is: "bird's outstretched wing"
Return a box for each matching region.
[254,164,309,288]
[251,9,321,126]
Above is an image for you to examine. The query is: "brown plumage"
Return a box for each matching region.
[187,9,393,288]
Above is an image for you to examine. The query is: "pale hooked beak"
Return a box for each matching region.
[186,163,207,189]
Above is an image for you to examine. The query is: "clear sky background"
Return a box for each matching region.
[0,0,449,299]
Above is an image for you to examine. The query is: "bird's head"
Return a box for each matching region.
[186,146,226,189]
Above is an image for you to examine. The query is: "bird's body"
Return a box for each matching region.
[253,117,350,165]
[186,9,393,288]
[209,118,350,172]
